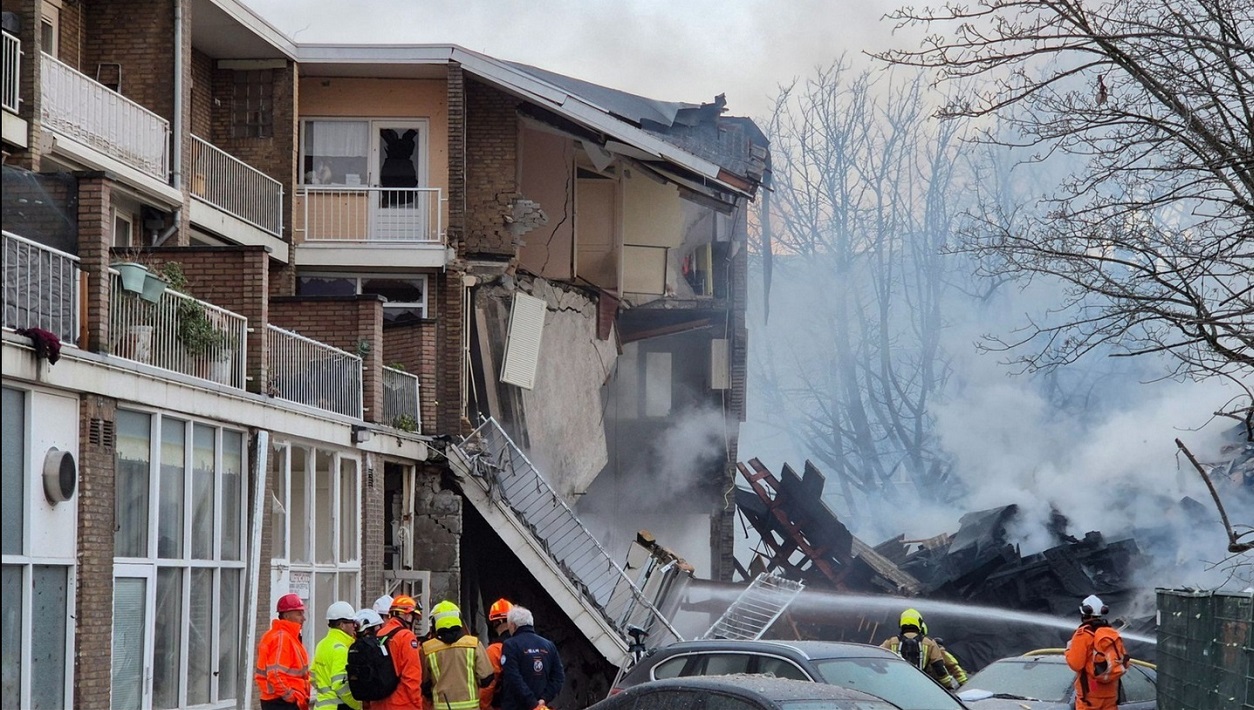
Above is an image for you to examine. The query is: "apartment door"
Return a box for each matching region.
[111,567,155,710]
[370,121,427,241]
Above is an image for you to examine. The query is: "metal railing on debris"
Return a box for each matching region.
[382,365,420,431]
[3,231,80,346]
[266,324,362,418]
[699,572,804,641]
[190,136,284,236]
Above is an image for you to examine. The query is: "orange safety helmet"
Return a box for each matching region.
[489,598,514,622]
[390,594,421,616]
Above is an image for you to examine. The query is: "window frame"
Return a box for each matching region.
[297,272,431,321]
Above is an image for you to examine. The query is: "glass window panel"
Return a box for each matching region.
[360,277,424,304]
[218,569,242,701]
[290,447,309,563]
[1,565,21,703]
[270,443,287,560]
[315,451,334,564]
[337,571,358,609]
[187,568,213,705]
[115,411,152,557]
[111,577,147,710]
[221,431,244,561]
[158,419,186,559]
[313,572,335,654]
[302,121,368,185]
[191,425,216,560]
[1,388,23,555]
[153,568,183,709]
[31,566,68,710]
[382,306,426,325]
[298,276,357,297]
[339,457,358,562]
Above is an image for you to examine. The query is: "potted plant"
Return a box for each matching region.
[159,263,238,381]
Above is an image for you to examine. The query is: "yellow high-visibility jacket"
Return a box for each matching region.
[311,627,360,710]
[422,634,494,710]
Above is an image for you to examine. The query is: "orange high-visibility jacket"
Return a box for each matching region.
[365,617,424,710]
[255,618,311,709]
[478,641,504,710]
[1066,623,1120,708]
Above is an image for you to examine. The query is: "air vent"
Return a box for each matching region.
[89,418,116,449]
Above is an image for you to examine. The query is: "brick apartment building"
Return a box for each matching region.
[1,1,767,708]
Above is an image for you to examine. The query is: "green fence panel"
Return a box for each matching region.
[1157,589,1253,710]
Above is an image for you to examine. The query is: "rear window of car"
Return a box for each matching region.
[812,657,966,710]
[962,659,1071,702]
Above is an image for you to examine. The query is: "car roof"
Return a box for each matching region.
[648,638,900,660]
[620,674,903,704]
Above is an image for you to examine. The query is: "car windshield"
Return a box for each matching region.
[812,657,966,710]
[779,700,899,710]
[962,659,1072,702]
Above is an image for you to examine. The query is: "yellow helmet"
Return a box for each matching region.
[900,608,924,631]
[431,600,462,631]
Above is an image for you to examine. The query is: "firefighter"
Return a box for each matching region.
[479,599,514,710]
[878,608,962,690]
[312,601,361,710]
[1066,595,1127,710]
[421,600,495,710]
[372,595,425,710]
[256,593,312,710]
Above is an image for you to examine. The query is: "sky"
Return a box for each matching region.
[246,0,912,121]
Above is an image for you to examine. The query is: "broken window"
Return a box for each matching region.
[298,273,430,322]
[232,70,274,138]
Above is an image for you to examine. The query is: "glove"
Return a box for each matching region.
[947,678,960,690]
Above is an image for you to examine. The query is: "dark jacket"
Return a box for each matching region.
[499,625,563,710]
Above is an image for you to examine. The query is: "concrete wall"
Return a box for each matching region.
[517,125,573,279]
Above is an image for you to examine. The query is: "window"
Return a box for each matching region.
[112,410,246,709]
[113,210,134,248]
[268,441,361,657]
[756,657,809,681]
[298,273,430,322]
[2,386,75,709]
[301,120,369,185]
[40,1,58,57]
[1121,667,1156,703]
[231,70,273,138]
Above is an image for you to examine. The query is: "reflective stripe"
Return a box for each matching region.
[314,697,342,709]
[462,648,476,699]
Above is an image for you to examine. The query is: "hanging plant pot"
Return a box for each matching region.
[139,271,168,303]
[112,262,149,294]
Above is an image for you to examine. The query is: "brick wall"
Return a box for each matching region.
[5,0,42,170]
[110,246,271,392]
[381,321,438,434]
[434,272,465,434]
[75,394,117,710]
[190,49,213,139]
[464,79,520,257]
[57,0,83,69]
[77,175,112,353]
[83,0,177,123]
[446,63,465,252]
[361,452,384,601]
[269,296,384,422]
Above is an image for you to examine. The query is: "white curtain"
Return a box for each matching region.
[307,121,368,158]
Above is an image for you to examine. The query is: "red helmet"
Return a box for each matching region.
[276,593,305,613]
[489,598,514,622]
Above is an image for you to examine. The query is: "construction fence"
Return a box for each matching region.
[1156,588,1253,710]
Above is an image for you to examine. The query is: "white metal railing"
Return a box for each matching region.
[2,32,19,113]
[3,231,80,346]
[109,273,247,388]
[40,52,169,179]
[296,186,443,243]
[190,135,284,236]
[266,324,362,418]
[382,365,420,431]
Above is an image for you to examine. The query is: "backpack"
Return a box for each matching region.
[346,629,401,701]
[1087,626,1128,685]
[895,634,924,670]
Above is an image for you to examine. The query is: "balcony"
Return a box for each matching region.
[266,324,363,418]
[109,273,247,388]
[2,31,18,113]
[40,53,169,180]
[295,186,443,243]
[382,365,420,432]
[3,231,80,346]
[190,135,284,237]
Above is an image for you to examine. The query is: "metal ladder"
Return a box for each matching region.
[700,571,805,640]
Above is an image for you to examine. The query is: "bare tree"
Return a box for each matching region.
[751,63,968,515]
[876,0,1254,411]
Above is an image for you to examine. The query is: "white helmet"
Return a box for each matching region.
[1080,594,1108,617]
[354,608,383,631]
[326,601,356,622]
[372,595,394,615]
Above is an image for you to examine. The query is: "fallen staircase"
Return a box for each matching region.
[448,417,683,664]
[700,571,805,640]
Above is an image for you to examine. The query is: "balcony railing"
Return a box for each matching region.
[40,53,169,180]
[266,324,362,418]
[109,274,247,388]
[3,231,80,346]
[382,365,420,431]
[2,32,19,113]
[190,135,284,237]
[295,186,443,243]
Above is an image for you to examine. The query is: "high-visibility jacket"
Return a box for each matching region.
[365,617,423,710]
[1066,622,1121,710]
[879,632,961,688]
[477,640,504,710]
[256,618,312,709]
[312,627,361,710]
[422,633,494,710]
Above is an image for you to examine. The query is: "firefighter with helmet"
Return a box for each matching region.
[878,608,963,690]
[256,593,312,710]
[371,595,425,710]
[421,600,495,709]
[479,599,514,710]
[312,601,361,710]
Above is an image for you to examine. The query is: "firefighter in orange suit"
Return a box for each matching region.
[479,599,514,710]
[1065,595,1125,710]
[367,595,424,710]
[256,593,312,710]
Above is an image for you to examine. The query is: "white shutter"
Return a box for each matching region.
[500,292,548,390]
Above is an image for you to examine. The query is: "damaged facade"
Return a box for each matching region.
[1,1,766,708]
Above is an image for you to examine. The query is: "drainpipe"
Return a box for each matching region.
[154,0,183,247]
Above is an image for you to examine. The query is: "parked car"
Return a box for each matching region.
[957,649,1157,710]
[589,674,903,710]
[612,639,969,710]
